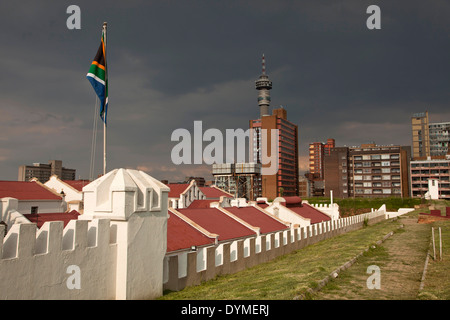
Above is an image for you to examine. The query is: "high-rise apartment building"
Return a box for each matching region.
[18,160,76,183]
[250,107,299,199]
[308,138,335,180]
[429,122,450,157]
[324,144,410,198]
[412,111,450,159]
[410,157,450,199]
[250,55,299,200]
[411,112,430,159]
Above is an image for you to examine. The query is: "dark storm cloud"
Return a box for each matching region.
[1,0,449,181]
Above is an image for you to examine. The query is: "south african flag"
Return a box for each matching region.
[87,28,108,124]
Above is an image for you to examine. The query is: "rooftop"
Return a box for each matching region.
[23,210,80,228]
[0,181,62,201]
[62,180,91,192]
[177,208,256,242]
[166,183,190,198]
[199,186,233,199]
[224,206,289,234]
[280,196,331,224]
[167,210,216,253]
[188,199,217,209]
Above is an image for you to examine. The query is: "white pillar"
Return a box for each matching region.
[330,190,333,207]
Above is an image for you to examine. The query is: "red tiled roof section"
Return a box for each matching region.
[225,206,289,234]
[256,200,269,209]
[178,208,256,241]
[167,211,216,253]
[0,181,62,200]
[284,196,303,205]
[62,180,90,192]
[188,200,216,209]
[199,186,233,199]
[23,210,80,228]
[282,202,331,224]
[167,183,190,198]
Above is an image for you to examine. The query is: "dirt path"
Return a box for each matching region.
[315,217,431,300]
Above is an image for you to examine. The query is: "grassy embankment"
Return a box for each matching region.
[305,196,423,216]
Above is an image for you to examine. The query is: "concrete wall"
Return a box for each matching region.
[163,209,386,292]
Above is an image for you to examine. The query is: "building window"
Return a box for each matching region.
[31,206,38,214]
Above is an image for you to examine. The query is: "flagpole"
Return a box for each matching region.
[102,21,107,176]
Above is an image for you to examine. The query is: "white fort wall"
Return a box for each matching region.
[0,219,117,299]
[163,209,386,292]
[0,168,170,300]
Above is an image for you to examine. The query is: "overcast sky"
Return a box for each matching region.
[1,0,449,182]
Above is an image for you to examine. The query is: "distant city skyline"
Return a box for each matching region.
[1,1,450,182]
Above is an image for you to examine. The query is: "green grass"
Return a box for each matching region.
[305,197,423,216]
[418,219,450,300]
[159,218,404,300]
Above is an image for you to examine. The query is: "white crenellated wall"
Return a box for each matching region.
[308,202,340,220]
[0,219,117,299]
[1,198,30,231]
[0,168,169,300]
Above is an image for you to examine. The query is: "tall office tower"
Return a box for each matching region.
[255,54,272,118]
[18,160,76,183]
[250,106,299,199]
[411,112,431,159]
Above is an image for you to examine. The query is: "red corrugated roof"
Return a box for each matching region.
[167,183,190,198]
[284,196,303,205]
[167,211,216,253]
[224,206,289,234]
[188,199,216,208]
[23,210,80,228]
[256,202,269,209]
[199,186,233,199]
[282,202,331,224]
[0,181,62,200]
[62,180,90,192]
[178,208,256,241]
